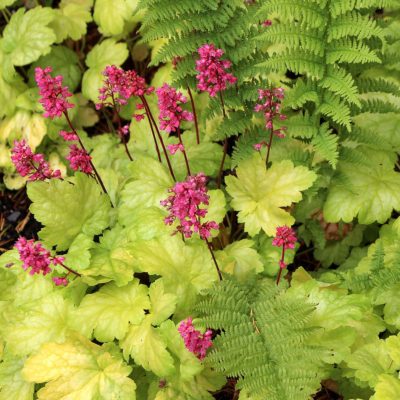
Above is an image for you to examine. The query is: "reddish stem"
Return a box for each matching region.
[217,91,228,189]
[206,239,223,281]
[63,112,109,196]
[187,86,200,144]
[177,127,191,176]
[142,103,162,163]
[59,261,81,277]
[276,247,285,285]
[110,92,133,161]
[265,121,274,168]
[140,96,176,181]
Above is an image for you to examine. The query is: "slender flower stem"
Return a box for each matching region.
[142,105,162,163]
[60,262,81,277]
[217,91,228,188]
[219,91,227,119]
[110,93,133,161]
[177,127,191,176]
[206,239,223,281]
[276,247,285,285]
[265,121,274,168]
[187,86,200,144]
[140,96,176,181]
[63,112,109,196]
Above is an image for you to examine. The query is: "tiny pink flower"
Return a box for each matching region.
[272,226,297,250]
[195,44,237,97]
[119,125,129,136]
[35,67,74,119]
[52,276,69,286]
[253,141,268,151]
[161,173,219,239]
[262,19,272,27]
[66,145,93,174]
[59,130,78,141]
[279,260,287,269]
[167,143,185,155]
[11,140,61,181]
[133,113,145,122]
[52,256,65,266]
[178,318,212,360]
[156,84,193,133]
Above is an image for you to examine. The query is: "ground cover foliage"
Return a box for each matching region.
[0,1,400,399]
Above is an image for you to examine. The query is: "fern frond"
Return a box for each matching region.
[231,128,269,167]
[259,0,328,28]
[311,123,339,168]
[320,66,361,106]
[285,113,319,139]
[260,51,325,79]
[356,77,400,95]
[329,0,399,18]
[355,98,400,114]
[326,39,381,64]
[196,279,326,400]
[327,12,384,42]
[285,80,320,109]
[317,93,352,130]
[214,110,254,140]
[258,25,325,57]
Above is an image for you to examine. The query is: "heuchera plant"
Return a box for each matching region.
[1,1,400,400]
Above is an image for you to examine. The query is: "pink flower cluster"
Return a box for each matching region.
[52,276,69,286]
[96,65,154,109]
[11,140,61,181]
[156,84,193,133]
[272,226,297,271]
[272,226,297,250]
[59,130,78,141]
[35,67,74,119]
[160,173,219,239]
[66,145,93,174]
[195,44,237,97]
[15,237,64,276]
[262,19,272,27]
[178,318,212,360]
[255,88,287,137]
[167,143,185,155]
[253,140,268,151]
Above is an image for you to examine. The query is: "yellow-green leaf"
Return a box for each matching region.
[121,316,174,377]
[76,280,150,341]
[0,357,34,400]
[226,155,317,236]
[22,335,136,400]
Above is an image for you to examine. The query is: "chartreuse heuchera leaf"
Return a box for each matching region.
[226,155,317,236]
[76,279,150,342]
[0,356,34,400]
[324,163,400,224]
[94,0,130,36]
[82,38,129,102]
[22,334,136,400]
[27,173,111,251]
[132,235,217,317]
[50,0,93,42]
[79,224,136,286]
[1,7,56,66]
